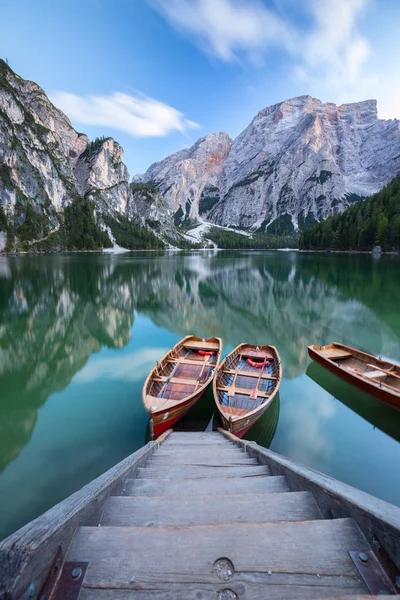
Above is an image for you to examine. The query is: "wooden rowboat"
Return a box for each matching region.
[308,342,400,410]
[143,335,222,437]
[213,343,282,438]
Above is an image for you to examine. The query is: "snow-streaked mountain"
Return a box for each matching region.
[140,95,400,232]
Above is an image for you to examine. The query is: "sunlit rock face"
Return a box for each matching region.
[0,61,88,220]
[140,96,400,231]
[138,133,232,221]
[0,60,173,246]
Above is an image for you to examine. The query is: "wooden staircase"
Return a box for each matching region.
[61,431,395,599]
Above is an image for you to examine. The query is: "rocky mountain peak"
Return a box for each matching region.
[139,131,232,221]
[338,99,378,123]
[1,58,400,251]
[139,94,399,232]
[0,60,180,250]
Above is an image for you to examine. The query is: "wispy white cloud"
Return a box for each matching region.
[297,0,371,93]
[151,0,372,97]
[50,91,200,138]
[150,0,295,63]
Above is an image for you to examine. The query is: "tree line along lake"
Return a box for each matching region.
[0,250,399,540]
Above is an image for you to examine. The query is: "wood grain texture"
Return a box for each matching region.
[308,343,400,409]
[148,456,259,466]
[154,447,247,457]
[79,590,399,600]
[122,475,290,496]
[101,491,323,527]
[166,432,222,437]
[219,429,400,571]
[136,465,271,479]
[0,432,173,599]
[161,439,232,446]
[66,519,368,591]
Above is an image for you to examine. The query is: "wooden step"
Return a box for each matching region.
[152,451,253,462]
[67,519,369,598]
[101,491,323,527]
[137,465,270,479]
[148,456,259,467]
[122,475,289,496]
[162,439,232,446]
[163,439,229,446]
[155,447,247,456]
[167,432,222,439]
[168,430,220,439]
[159,440,234,452]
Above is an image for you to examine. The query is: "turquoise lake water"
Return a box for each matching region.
[0,250,400,540]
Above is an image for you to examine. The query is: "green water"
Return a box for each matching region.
[1,250,400,540]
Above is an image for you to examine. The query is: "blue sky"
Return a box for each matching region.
[1,0,400,174]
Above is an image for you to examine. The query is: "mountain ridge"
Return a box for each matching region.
[0,59,188,251]
[139,95,400,233]
[1,58,400,251]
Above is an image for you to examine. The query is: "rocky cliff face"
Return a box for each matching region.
[2,59,400,246]
[0,60,177,250]
[138,132,232,222]
[141,96,400,231]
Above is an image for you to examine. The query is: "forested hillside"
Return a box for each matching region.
[206,228,298,249]
[299,177,400,251]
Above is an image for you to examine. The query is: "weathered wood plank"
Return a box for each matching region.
[165,436,231,448]
[80,589,390,600]
[217,384,270,398]
[219,429,400,571]
[154,447,247,457]
[148,456,259,467]
[168,432,221,436]
[67,520,368,591]
[136,465,271,479]
[101,491,323,527]
[223,368,277,380]
[0,432,173,599]
[122,475,290,496]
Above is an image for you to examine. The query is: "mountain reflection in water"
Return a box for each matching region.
[0,250,400,538]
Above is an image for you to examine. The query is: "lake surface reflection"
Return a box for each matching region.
[0,250,399,539]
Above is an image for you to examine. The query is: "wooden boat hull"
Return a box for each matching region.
[308,343,400,411]
[143,335,222,438]
[151,387,209,438]
[214,343,282,437]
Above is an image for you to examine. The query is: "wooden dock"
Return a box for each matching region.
[1,430,400,599]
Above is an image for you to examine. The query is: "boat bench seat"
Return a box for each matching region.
[366,363,400,380]
[222,368,277,380]
[154,376,197,386]
[322,349,352,360]
[183,341,220,351]
[217,385,270,399]
[363,370,387,379]
[167,358,208,366]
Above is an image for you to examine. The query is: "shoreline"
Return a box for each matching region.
[1,247,399,257]
[298,249,399,255]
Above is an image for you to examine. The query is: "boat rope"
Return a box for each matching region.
[243,440,257,453]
